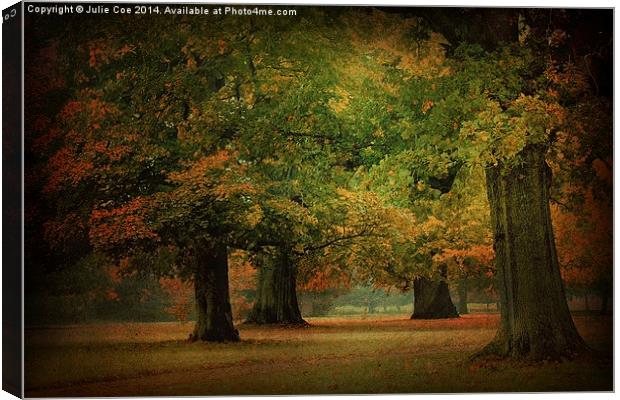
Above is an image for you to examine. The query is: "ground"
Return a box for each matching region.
[25,313,612,396]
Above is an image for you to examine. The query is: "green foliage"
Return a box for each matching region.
[26,8,611,319]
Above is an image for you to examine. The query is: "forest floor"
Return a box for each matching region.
[25,313,612,396]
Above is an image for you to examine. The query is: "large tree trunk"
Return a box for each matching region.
[411,264,459,319]
[245,247,306,325]
[457,279,469,314]
[482,145,585,360]
[191,243,239,342]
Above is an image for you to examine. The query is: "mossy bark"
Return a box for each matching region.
[482,145,585,360]
[245,247,306,325]
[457,279,469,314]
[411,265,459,319]
[191,243,239,342]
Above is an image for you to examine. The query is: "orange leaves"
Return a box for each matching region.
[89,46,105,68]
[85,98,117,122]
[87,141,130,162]
[43,213,86,251]
[87,41,135,68]
[300,268,351,292]
[104,288,120,301]
[552,181,612,292]
[436,245,495,276]
[59,92,118,133]
[44,146,95,194]
[167,150,258,207]
[159,277,194,321]
[168,149,231,182]
[544,61,590,97]
[217,39,227,55]
[60,100,84,121]
[89,197,159,249]
[421,99,434,114]
[229,251,257,291]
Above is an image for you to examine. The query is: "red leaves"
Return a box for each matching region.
[43,213,87,251]
[552,184,612,291]
[88,41,134,68]
[44,146,95,194]
[89,197,159,250]
[59,93,117,126]
[60,100,84,121]
[299,268,350,292]
[159,277,193,321]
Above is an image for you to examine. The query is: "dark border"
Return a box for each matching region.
[2,1,24,398]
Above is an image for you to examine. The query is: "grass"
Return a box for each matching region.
[25,313,612,396]
[330,303,499,315]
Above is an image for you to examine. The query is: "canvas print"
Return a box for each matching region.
[4,2,614,397]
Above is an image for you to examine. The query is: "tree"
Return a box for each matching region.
[31,14,276,341]
[433,167,496,316]
[369,8,610,358]
[411,264,458,319]
[245,245,305,324]
[416,8,610,359]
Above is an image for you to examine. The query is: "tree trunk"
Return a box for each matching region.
[245,246,306,325]
[457,279,469,314]
[411,264,459,319]
[584,294,590,312]
[191,243,239,342]
[368,301,376,314]
[482,144,585,360]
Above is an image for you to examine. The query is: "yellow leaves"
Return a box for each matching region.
[246,205,264,228]
[459,95,569,166]
[213,182,257,200]
[328,86,351,113]
[265,198,318,227]
[421,215,445,237]
[345,11,447,78]
[260,82,280,94]
[240,83,256,108]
